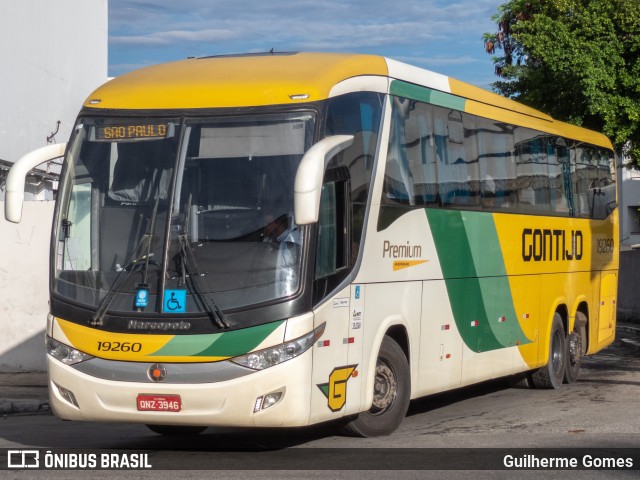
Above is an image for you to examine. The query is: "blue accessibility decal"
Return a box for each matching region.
[135,287,149,308]
[163,290,186,313]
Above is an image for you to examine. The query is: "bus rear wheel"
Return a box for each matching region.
[340,336,410,437]
[531,313,566,389]
[564,311,586,384]
[146,425,207,436]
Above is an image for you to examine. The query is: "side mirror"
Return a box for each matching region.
[294,135,353,225]
[4,143,66,223]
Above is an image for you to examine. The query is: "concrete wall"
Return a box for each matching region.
[616,156,640,322]
[0,201,54,371]
[0,0,108,163]
[617,249,640,323]
[617,155,640,249]
[0,0,107,371]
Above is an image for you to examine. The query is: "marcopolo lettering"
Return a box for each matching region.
[127,320,191,331]
[522,228,583,262]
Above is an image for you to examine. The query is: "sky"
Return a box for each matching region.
[109,0,503,89]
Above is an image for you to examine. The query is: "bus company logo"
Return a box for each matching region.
[521,228,583,262]
[382,240,428,271]
[147,364,167,382]
[7,450,39,469]
[316,365,358,412]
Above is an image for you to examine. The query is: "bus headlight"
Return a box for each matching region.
[47,336,93,365]
[232,323,325,370]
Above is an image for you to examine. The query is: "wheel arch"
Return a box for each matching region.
[385,324,410,366]
[362,317,412,410]
[575,301,589,355]
[555,303,569,337]
[537,301,568,370]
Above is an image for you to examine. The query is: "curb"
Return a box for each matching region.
[617,324,640,351]
[0,398,50,415]
[617,324,640,337]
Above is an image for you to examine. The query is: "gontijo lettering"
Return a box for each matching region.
[522,228,583,262]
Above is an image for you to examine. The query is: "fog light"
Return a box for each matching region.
[263,391,283,409]
[253,389,285,413]
[55,383,79,408]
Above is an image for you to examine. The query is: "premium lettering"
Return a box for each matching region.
[383,240,422,259]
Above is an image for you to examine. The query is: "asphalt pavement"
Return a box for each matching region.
[1,323,639,416]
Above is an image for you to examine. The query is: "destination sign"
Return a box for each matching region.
[95,123,168,141]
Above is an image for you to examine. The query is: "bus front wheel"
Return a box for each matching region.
[340,336,410,437]
[531,313,567,389]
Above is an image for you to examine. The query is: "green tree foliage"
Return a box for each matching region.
[483,0,640,164]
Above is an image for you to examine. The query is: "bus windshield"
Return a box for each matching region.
[53,112,315,317]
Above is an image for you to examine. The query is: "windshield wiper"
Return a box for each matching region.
[178,195,234,329]
[90,197,160,326]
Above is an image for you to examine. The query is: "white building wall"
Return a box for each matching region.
[618,160,640,249]
[0,201,54,371]
[0,0,108,163]
[0,0,107,371]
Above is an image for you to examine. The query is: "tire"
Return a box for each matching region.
[340,336,410,437]
[564,311,586,384]
[146,425,207,436]
[508,372,533,389]
[531,313,566,389]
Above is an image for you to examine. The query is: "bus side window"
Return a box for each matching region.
[325,92,383,259]
[477,118,516,209]
[313,167,351,302]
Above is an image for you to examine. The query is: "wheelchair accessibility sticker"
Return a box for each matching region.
[163,290,186,313]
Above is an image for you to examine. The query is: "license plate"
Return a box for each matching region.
[136,394,181,412]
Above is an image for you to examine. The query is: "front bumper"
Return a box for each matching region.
[47,351,313,428]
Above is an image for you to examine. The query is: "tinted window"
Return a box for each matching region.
[379,94,614,230]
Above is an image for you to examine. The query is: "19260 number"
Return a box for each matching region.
[596,238,614,254]
[97,341,142,352]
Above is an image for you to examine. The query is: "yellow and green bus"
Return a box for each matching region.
[5,52,618,436]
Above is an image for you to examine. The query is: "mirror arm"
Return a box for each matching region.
[4,143,66,223]
[294,135,354,225]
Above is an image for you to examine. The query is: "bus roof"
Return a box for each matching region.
[84,52,613,150]
[85,52,388,110]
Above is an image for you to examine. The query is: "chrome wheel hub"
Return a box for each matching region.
[371,360,397,413]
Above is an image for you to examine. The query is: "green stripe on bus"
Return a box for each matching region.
[426,209,528,352]
[390,80,466,111]
[194,320,285,357]
[150,333,223,357]
[151,320,285,358]
[462,212,529,348]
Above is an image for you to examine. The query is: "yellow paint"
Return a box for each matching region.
[464,99,613,150]
[597,272,617,344]
[492,211,618,367]
[449,78,552,121]
[393,260,429,271]
[451,78,612,150]
[54,318,229,363]
[84,53,388,110]
[326,365,357,412]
